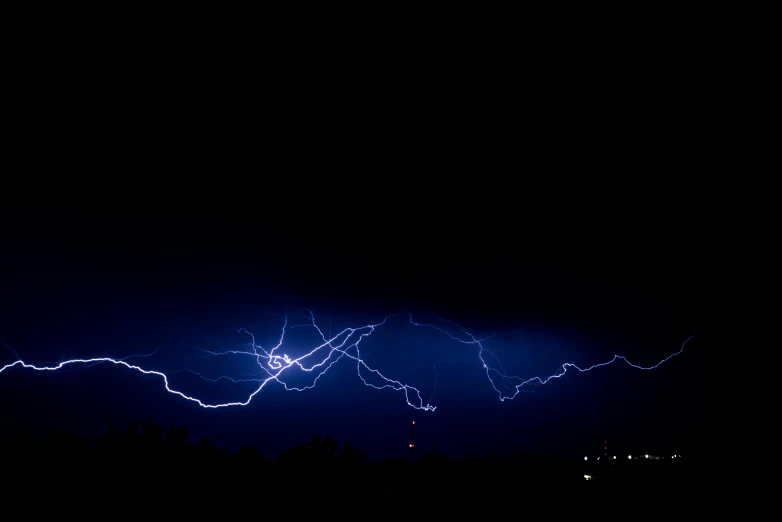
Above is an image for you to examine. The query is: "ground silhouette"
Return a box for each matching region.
[1,419,691,514]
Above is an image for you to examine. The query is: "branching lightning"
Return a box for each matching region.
[0,311,696,411]
[407,315,695,402]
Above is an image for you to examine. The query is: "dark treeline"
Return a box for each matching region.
[2,420,691,514]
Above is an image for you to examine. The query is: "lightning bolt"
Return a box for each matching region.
[0,311,698,410]
[407,314,696,401]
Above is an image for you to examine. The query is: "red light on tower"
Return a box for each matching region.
[409,420,416,461]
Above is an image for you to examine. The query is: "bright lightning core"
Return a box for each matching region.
[0,311,694,411]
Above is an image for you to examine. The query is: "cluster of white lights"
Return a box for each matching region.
[585,454,681,461]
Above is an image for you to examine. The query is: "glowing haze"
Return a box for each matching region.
[1,310,695,411]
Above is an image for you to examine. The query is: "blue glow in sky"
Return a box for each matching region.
[0,214,724,460]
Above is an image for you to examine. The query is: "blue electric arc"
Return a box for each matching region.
[0,311,695,411]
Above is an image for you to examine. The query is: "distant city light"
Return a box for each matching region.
[613,456,616,459]
[409,444,414,448]
[645,455,648,458]
[628,455,632,459]
[584,475,592,481]
[584,457,588,461]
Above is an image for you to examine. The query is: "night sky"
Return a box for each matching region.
[1,198,727,462]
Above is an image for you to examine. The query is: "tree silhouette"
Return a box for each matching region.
[336,440,366,465]
[164,423,189,448]
[0,417,683,514]
[305,433,338,463]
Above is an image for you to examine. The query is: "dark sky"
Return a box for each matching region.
[0,194,729,461]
